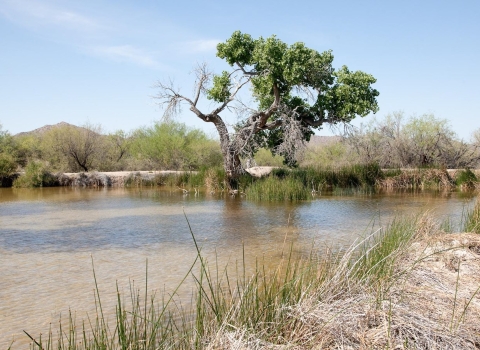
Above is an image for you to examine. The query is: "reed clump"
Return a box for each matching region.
[245,163,383,201]
[464,195,480,233]
[20,210,480,349]
[245,176,309,201]
[204,167,225,193]
[455,168,478,190]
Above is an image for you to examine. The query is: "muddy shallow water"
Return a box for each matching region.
[0,187,475,348]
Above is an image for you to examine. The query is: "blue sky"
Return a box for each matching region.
[0,0,479,140]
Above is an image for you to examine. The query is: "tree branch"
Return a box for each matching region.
[235,62,258,76]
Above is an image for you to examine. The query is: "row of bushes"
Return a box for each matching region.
[0,121,224,182]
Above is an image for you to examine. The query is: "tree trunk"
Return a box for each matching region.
[224,145,243,189]
[213,118,244,189]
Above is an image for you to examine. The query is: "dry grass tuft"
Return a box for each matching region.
[206,224,480,349]
[378,169,455,189]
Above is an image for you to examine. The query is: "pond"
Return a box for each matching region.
[0,187,476,348]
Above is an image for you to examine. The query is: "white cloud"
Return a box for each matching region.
[91,45,165,69]
[0,0,102,32]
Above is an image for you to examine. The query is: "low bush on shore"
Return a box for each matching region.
[12,161,58,188]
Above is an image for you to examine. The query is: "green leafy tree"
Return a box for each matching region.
[42,123,104,172]
[155,31,379,187]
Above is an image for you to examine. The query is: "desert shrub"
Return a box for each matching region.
[346,112,480,168]
[252,148,285,167]
[13,161,57,187]
[0,153,18,187]
[0,152,17,178]
[301,141,353,168]
[130,121,222,170]
[0,124,20,184]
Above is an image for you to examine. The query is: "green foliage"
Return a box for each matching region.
[325,66,379,120]
[13,161,57,188]
[0,152,17,178]
[41,123,104,172]
[301,141,353,168]
[0,124,17,166]
[207,71,232,102]
[0,125,20,185]
[14,134,43,167]
[216,31,255,65]
[246,176,309,201]
[455,168,477,187]
[245,164,383,201]
[270,163,382,189]
[130,121,222,170]
[216,31,379,125]
[100,130,132,171]
[252,148,284,167]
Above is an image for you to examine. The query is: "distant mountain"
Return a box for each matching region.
[14,122,89,137]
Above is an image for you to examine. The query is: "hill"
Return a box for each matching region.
[14,122,90,137]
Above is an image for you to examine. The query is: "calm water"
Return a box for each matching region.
[0,187,476,348]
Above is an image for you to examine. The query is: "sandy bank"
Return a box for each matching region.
[60,167,276,187]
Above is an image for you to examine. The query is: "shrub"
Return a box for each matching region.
[0,152,17,178]
[129,121,222,171]
[13,161,57,187]
[252,148,285,167]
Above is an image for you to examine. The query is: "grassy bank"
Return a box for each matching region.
[18,203,480,349]
[6,165,479,202]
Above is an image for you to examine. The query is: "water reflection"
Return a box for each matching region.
[0,187,476,348]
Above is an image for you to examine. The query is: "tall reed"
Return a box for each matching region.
[245,163,383,201]
[464,196,480,233]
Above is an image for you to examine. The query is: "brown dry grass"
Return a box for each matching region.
[206,226,480,349]
[378,169,455,189]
